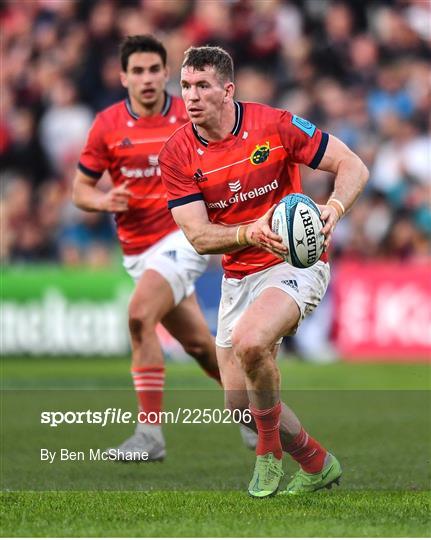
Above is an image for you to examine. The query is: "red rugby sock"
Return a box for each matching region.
[285,427,327,473]
[250,402,282,460]
[132,366,165,424]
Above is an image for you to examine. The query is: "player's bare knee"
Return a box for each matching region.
[232,332,265,361]
[128,302,157,340]
[232,333,266,376]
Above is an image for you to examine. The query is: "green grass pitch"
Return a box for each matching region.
[1,357,430,537]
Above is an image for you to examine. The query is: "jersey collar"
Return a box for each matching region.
[161,92,172,116]
[192,101,243,147]
[125,92,172,120]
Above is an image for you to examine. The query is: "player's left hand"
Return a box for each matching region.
[318,205,340,250]
[245,205,289,259]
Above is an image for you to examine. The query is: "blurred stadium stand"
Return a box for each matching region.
[1,0,430,360]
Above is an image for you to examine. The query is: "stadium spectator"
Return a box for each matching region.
[39,76,93,174]
[91,54,126,112]
[0,108,52,187]
[58,206,116,267]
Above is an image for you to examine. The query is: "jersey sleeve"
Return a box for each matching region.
[77,114,110,180]
[278,111,329,169]
[159,143,204,209]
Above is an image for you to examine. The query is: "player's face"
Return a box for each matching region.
[181,66,231,127]
[121,52,168,111]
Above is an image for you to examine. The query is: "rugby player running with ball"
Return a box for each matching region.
[160,46,368,497]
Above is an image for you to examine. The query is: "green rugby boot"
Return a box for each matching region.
[248,452,284,498]
[281,454,342,495]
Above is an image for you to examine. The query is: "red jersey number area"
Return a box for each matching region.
[78,95,188,255]
[160,102,328,278]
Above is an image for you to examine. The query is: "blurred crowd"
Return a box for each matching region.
[1,0,430,266]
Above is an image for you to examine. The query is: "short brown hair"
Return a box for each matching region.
[120,35,167,71]
[182,46,234,82]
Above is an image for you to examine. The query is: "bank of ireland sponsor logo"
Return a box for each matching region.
[121,163,160,179]
[206,179,279,210]
[250,141,270,165]
[228,180,242,192]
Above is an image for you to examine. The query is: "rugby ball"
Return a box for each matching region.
[271,193,325,268]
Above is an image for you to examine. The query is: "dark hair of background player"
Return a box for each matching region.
[120,35,167,71]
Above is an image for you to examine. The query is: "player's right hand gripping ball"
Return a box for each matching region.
[271,193,325,268]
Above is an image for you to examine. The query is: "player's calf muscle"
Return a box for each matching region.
[225,394,249,412]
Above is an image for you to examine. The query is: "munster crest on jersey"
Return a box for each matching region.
[250,141,270,165]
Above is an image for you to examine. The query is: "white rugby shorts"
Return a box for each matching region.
[123,229,210,306]
[216,260,330,348]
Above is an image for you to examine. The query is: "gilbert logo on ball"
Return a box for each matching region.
[271,193,325,268]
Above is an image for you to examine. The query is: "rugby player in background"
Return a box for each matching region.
[160,46,368,496]
[73,36,256,461]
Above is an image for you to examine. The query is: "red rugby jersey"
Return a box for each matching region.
[160,101,329,278]
[78,94,188,255]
